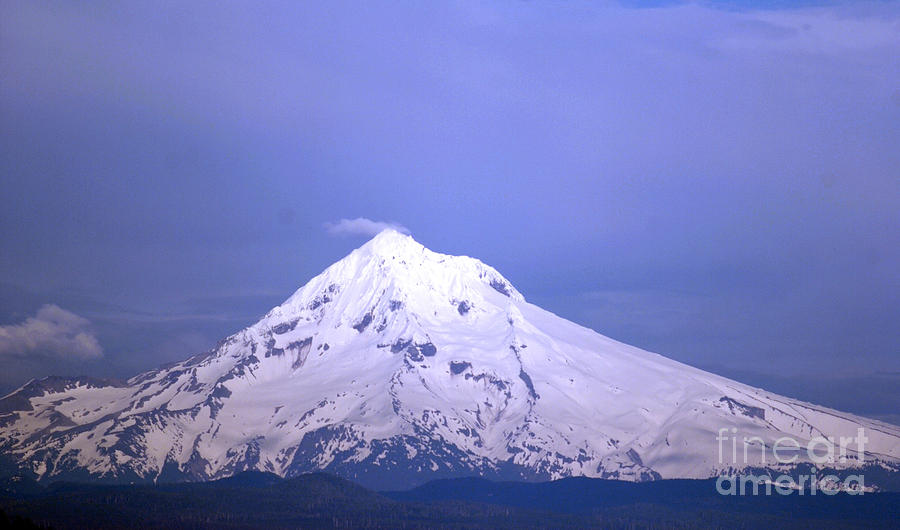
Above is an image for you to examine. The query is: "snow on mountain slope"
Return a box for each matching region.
[1,230,899,489]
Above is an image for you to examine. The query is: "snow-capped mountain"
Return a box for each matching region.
[2,230,899,489]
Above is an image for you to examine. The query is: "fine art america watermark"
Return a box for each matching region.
[714,427,869,495]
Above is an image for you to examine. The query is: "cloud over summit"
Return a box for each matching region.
[325,218,410,237]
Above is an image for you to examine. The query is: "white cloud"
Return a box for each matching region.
[0,305,103,360]
[324,217,410,237]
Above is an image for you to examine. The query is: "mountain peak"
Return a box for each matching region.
[1,232,899,491]
[360,228,423,258]
[267,229,524,330]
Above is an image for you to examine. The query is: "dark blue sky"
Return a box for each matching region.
[1,1,898,423]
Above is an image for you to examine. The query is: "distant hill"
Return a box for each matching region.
[386,475,900,524]
[1,472,897,529]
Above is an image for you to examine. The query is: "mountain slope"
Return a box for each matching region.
[1,230,898,489]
